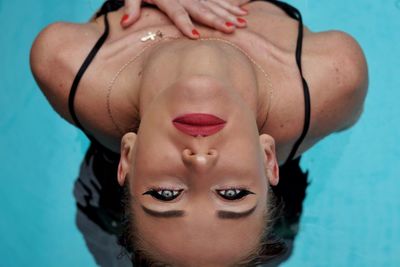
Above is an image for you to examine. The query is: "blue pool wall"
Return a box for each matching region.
[0,0,399,266]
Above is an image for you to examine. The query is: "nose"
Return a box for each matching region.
[182,146,219,172]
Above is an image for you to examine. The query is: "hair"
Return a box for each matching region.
[118,182,287,267]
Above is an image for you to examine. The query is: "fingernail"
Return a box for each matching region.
[237,18,247,24]
[225,22,235,27]
[192,29,200,37]
[240,7,248,12]
[120,14,129,25]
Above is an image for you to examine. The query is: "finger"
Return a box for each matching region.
[203,0,247,28]
[183,0,236,34]
[121,0,142,28]
[209,0,248,16]
[227,0,252,12]
[153,0,200,39]
[239,0,252,5]
[230,0,252,5]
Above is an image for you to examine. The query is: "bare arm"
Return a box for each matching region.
[30,22,100,126]
[306,30,369,138]
[333,31,368,131]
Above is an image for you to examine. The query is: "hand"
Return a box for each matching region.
[120,0,251,39]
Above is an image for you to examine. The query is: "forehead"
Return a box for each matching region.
[134,205,266,265]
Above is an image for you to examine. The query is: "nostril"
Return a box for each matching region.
[183,149,194,157]
[184,149,195,156]
[207,149,217,156]
[184,148,217,157]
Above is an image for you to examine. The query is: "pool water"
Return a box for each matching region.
[1,0,399,266]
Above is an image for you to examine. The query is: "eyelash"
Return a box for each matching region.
[217,188,254,201]
[143,186,254,202]
[143,187,184,201]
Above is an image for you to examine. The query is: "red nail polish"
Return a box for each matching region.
[120,14,129,25]
[237,18,247,24]
[225,22,234,27]
[192,29,200,36]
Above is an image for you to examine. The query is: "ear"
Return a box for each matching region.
[117,132,137,186]
[259,134,279,186]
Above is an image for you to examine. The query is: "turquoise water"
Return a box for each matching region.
[1,0,399,266]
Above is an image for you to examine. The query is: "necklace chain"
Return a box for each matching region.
[106,33,274,135]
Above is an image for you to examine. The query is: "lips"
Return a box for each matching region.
[172,113,226,137]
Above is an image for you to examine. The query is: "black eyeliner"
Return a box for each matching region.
[142,189,183,201]
[217,189,255,200]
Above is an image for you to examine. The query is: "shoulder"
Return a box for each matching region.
[306,30,368,136]
[309,30,368,93]
[30,21,101,124]
[30,22,91,75]
[325,31,368,92]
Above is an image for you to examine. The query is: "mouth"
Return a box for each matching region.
[172,113,226,137]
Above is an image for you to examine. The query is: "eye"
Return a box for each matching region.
[216,188,255,201]
[143,188,183,201]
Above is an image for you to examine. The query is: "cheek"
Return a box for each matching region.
[133,134,180,180]
[224,142,265,174]
[138,141,178,165]
[136,132,164,157]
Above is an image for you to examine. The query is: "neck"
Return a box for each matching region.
[137,39,270,130]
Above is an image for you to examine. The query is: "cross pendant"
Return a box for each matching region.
[141,32,157,42]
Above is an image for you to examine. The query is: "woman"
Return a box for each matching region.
[30,0,368,266]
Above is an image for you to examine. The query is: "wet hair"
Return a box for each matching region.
[118,182,287,267]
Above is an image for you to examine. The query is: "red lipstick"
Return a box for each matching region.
[172,113,226,137]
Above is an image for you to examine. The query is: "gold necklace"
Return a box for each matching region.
[106,31,274,135]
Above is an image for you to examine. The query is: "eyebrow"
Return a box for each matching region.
[141,204,257,219]
[141,206,185,218]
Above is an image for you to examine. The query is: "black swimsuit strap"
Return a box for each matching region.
[68,0,311,163]
[263,0,311,164]
[96,0,124,17]
[68,13,109,135]
[67,11,119,156]
[67,0,126,157]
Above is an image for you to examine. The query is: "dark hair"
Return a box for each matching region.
[118,182,287,267]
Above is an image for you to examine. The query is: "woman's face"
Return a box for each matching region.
[118,75,279,266]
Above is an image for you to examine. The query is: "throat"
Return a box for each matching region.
[138,38,270,130]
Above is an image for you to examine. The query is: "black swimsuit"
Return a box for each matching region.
[68,0,311,165]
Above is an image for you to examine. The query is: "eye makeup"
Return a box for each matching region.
[143,187,184,201]
[143,185,255,202]
[216,188,255,200]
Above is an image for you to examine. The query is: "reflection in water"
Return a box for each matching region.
[74,143,129,266]
[74,143,309,266]
[76,210,131,266]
